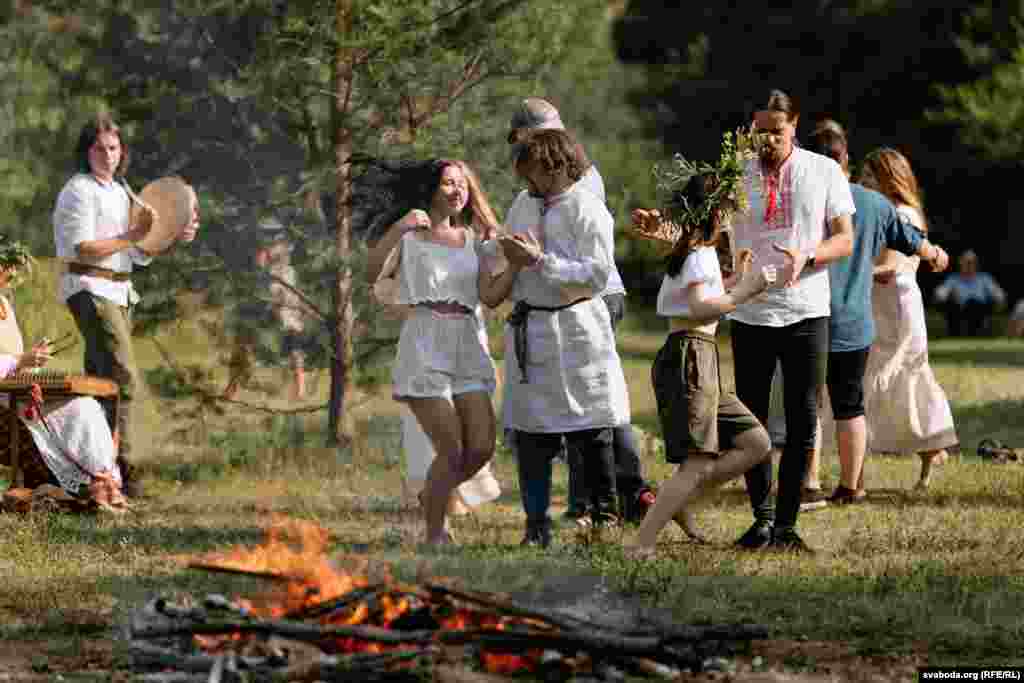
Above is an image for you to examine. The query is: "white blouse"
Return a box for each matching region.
[395,229,481,311]
[656,246,724,319]
[52,173,153,306]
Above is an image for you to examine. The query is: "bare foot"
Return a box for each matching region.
[673,509,710,544]
[222,380,240,400]
[914,449,946,490]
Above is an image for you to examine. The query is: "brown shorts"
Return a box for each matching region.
[651,329,761,463]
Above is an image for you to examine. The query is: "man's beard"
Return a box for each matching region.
[759,146,782,165]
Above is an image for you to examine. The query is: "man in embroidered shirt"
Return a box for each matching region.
[727,90,855,553]
[52,113,198,496]
[507,98,656,527]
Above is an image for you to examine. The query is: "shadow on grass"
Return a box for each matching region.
[928,344,1024,369]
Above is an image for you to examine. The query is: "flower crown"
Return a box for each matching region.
[656,127,759,229]
[632,128,760,247]
[0,237,35,286]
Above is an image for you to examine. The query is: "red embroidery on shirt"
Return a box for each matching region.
[758,163,794,232]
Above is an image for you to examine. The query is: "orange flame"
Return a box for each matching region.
[191,516,368,619]
[187,516,537,674]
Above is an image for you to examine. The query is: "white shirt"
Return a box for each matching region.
[52,173,153,306]
[505,185,613,307]
[509,164,626,298]
[502,183,630,432]
[656,246,724,318]
[728,147,855,326]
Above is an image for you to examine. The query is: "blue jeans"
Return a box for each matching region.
[730,317,828,530]
[517,428,617,531]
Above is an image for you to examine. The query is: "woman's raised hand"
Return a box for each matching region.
[17,343,52,371]
[400,209,431,233]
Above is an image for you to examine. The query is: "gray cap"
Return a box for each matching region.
[508,98,566,132]
[508,99,566,164]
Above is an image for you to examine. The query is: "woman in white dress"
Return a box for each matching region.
[0,248,125,508]
[858,148,958,489]
[365,159,516,547]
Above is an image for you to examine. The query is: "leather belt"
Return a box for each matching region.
[67,263,131,282]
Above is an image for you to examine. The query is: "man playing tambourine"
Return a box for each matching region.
[52,113,199,497]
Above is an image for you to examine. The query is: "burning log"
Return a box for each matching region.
[131,517,768,681]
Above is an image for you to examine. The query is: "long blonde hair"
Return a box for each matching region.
[442,159,501,241]
[861,148,929,233]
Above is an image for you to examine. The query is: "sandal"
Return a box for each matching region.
[977,439,1021,464]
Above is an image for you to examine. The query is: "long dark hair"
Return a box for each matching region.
[665,173,725,278]
[75,113,130,177]
[352,158,501,243]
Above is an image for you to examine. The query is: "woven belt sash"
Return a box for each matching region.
[67,263,131,282]
[507,297,590,383]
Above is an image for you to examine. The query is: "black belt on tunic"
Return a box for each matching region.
[507,297,590,383]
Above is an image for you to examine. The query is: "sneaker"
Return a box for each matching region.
[767,527,815,554]
[520,524,551,549]
[561,507,592,529]
[636,489,656,513]
[590,510,620,530]
[829,485,866,505]
[735,520,773,550]
[799,488,829,512]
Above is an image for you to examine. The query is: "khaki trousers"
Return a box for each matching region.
[66,291,141,461]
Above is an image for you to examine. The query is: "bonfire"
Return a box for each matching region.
[128,516,767,681]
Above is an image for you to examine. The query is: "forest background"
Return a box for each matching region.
[1,0,1022,443]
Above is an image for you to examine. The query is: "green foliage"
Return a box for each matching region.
[652,128,758,233]
[933,36,1024,161]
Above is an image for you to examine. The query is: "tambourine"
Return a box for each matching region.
[128,177,197,255]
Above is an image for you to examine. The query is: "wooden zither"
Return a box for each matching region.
[0,370,119,397]
[0,371,119,488]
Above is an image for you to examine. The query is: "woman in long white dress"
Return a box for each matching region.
[858,149,957,489]
[0,254,125,508]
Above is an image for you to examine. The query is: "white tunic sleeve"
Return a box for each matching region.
[535,199,612,296]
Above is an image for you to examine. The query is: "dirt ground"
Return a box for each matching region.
[0,637,925,682]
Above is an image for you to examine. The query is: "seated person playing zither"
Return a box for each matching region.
[0,239,125,509]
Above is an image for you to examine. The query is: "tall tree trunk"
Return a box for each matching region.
[327,0,355,447]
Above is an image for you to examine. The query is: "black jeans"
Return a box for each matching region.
[517,428,617,531]
[730,317,828,530]
[566,294,651,519]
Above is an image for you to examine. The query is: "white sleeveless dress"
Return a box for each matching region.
[863,206,958,455]
[388,229,501,507]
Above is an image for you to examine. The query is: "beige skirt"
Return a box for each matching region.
[864,273,957,454]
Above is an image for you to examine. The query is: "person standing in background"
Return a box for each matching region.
[53,113,199,498]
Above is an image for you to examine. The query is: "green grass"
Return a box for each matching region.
[2,268,1024,675]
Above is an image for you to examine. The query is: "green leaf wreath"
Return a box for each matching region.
[652,127,760,234]
[0,237,35,287]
